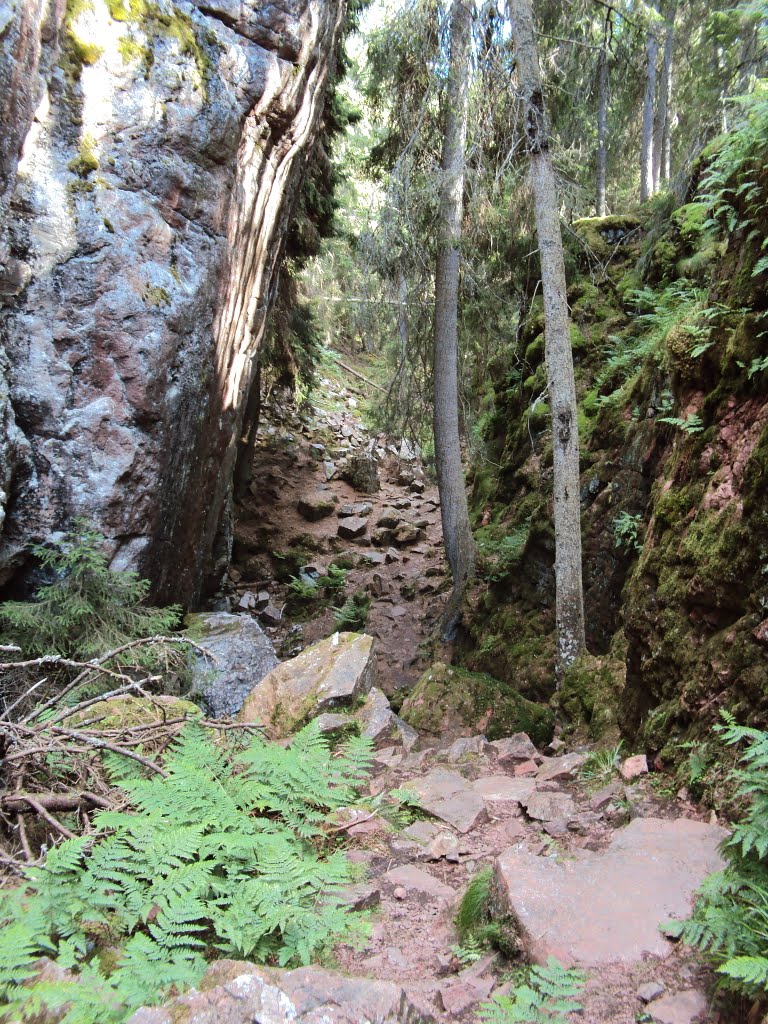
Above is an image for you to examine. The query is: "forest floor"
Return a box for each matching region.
[227,352,731,1024]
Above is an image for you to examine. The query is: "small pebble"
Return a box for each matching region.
[393,886,407,900]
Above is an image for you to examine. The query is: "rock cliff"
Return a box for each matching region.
[0,0,345,602]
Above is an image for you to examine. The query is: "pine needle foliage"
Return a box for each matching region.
[478,957,586,1023]
[666,712,768,997]
[0,521,181,659]
[0,720,373,1023]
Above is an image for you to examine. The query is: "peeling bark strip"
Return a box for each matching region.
[0,0,346,603]
[508,0,586,670]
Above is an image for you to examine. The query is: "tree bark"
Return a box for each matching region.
[640,9,658,202]
[596,18,610,217]
[233,359,262,501]
[507,0,586,670]
[653,0,676,189]
[433,0,476,637]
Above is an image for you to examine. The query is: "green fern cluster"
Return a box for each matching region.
[667,712,768,997]
[0,521,181,659]
[0,721,373,1023]
[478,957,586,1023]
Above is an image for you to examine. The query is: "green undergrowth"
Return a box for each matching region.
[667,713,768,1002]
[479,958,586,1023]
[0,721,374,1023]
[0,521,181,662]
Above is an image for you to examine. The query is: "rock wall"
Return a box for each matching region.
[462,194,768,749]
[0,0,345,602]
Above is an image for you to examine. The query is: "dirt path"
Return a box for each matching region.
[229,359,450,697]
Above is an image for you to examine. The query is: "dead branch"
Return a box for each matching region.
[2,792,112,814]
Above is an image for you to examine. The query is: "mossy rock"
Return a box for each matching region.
[670,202,710,245]
[572,215,642,261]
[66,694,199,729]
[399,662,554,746]
[558,653,624,740]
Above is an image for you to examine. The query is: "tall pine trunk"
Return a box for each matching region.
[507,0,586,670]
[433,0,475,636]
[596,21,610,217]
[640,10,658,202]
[653,0,676,189]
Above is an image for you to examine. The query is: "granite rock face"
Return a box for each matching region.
[0,0,345,600]
[185,610,278,717]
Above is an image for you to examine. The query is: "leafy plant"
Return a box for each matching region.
[656,413,704,435]
[455,867,494,942]
[580,743,624,785]
[333,591,371,630]
[321,564,349,595]
[666,712,768,997]
[0,721,373,1023]
[0,521,181,659]
[287,573,321,603]
[612,512,643,554]
[478,957,586,1023]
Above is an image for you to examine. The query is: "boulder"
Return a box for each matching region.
[185,612,278,718]
[400,663,554,746]
[341,454,380,493]
[355,687,418,751]
[338,502,373,517]
[337,516,368,540]
[127,961,433,1024]
[489,733,539,766]
[494,817,728,967]
[238,632,375,737]
[297,495,336,521]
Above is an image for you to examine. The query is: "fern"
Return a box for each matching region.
[478,957,586,1023]
[0,722,374,1022]
[0,520,181,660]
[668,712,768,997]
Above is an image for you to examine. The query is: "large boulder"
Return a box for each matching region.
[127,960,432,1024]
[238,632,375,737]
[186,612,278,718]
[493,817,728,967]
[400,662,554,746]
[0,0,347,604]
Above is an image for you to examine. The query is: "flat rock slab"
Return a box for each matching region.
[523,790,576,823]
[128,961,433,1024]
[495,817,728,966]
[384,864,456,901]
[185,612,278,718]
[472,776,536,805]
[648,990,708,1024]
[238,632,374,737]
[405,770,488,832]
[536,752,586,782]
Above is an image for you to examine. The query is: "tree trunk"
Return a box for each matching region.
[596,20,610,217]
[507,0,586,670]
[233,360,262,501]
[653,0,676,189]
[433,0,475,637]
[640,10,658,202]
[398,273,409,359]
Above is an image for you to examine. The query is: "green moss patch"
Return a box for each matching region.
[399,661,555,745]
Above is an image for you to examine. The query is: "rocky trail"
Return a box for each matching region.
[179,358,733,1024]
[225,357,450,696]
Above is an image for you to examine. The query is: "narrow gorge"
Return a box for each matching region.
[1,1,767,1022]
